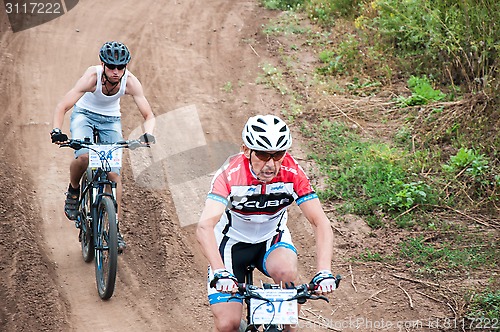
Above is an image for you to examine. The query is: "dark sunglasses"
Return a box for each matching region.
[105,63,126,70]
[252,150,286,162]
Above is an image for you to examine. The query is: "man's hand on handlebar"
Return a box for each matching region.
[311,270,340,294]
[210,268,238,293]
[50,128,68,144]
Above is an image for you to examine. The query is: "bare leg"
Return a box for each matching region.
[265,247,299,332]
[210,302,243,332]
[69,154,89,189]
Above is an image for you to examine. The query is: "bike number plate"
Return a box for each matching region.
[89,145,123,168]
[249,289,298,325]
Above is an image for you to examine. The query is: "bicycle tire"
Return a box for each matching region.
[94,195,118,300]
[239,319,248,332]
[80,169,94,263]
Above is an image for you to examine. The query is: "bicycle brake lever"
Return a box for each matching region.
[127,140,142,150]
[69,140,83,150]
[310,294,329,302]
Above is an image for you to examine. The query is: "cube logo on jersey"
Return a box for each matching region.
[231,194,293,213]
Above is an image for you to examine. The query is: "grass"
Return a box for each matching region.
[467,290,500,322]
[302,120,437,219]
[399,235,499,276]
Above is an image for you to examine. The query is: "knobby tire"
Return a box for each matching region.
[80,169,94,263]
[95,195,118,300]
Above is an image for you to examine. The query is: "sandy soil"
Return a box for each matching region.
[0,1,454,331]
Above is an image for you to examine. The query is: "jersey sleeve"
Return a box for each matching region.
[292,162,319,205]
[207,153,242,205]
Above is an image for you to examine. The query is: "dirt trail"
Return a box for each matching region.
[1,0,271,330]
[0,1,451,331]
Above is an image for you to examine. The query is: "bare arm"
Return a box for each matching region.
[52,66,97,129]
[196,199,227,270]
[299,198,334,272]
[125,72,155,134]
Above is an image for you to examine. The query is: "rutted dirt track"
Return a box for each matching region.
[1,1,451,331]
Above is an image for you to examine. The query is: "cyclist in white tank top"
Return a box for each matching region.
[75,65,128,117]
[50,41,156,250]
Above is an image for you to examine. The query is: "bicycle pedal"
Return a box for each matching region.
[74,220,81,229]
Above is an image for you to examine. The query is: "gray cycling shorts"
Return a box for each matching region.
[70,106,122,173]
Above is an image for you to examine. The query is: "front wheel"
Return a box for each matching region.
[94,195,118,300]
[239,320,248,332]
[80,169,94,263]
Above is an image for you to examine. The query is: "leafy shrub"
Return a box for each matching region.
[389,181,433,211]
[442,148,490,179]
[368,0,500,93]
[396,76,446,107]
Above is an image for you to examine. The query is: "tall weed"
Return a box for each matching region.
[368,0,499,93]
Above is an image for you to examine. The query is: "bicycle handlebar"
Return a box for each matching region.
[59,138,151,151]
[231,282,330,304]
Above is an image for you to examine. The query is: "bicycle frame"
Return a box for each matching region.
[241,265,294,332]
[238,265,338,332]
[86,167,117,244]
[62,134,150,300]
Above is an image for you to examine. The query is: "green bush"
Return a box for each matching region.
[442,148,490,180]
[368,0,500,93]
[388,181,433,211]
[396,76,446,107]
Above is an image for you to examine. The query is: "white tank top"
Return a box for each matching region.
[75,65,128,117]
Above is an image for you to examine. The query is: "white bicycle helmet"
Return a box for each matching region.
[242,115,292,151]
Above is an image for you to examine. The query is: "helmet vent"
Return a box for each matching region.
[277,136,284,147]
[259,135,271,147]
[251,125,265,132]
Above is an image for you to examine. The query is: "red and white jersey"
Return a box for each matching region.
[207,152,318,243]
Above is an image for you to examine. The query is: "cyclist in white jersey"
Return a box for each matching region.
[50,41,155,250]
[196,115,337,332]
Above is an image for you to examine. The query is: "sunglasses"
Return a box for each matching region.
[252,150,286,162]
[105,63,126,70]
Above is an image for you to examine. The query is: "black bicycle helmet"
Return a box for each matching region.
[99,41,131,65]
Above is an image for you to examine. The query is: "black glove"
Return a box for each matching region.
[139,133,155,144]
[51,128,68,143]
